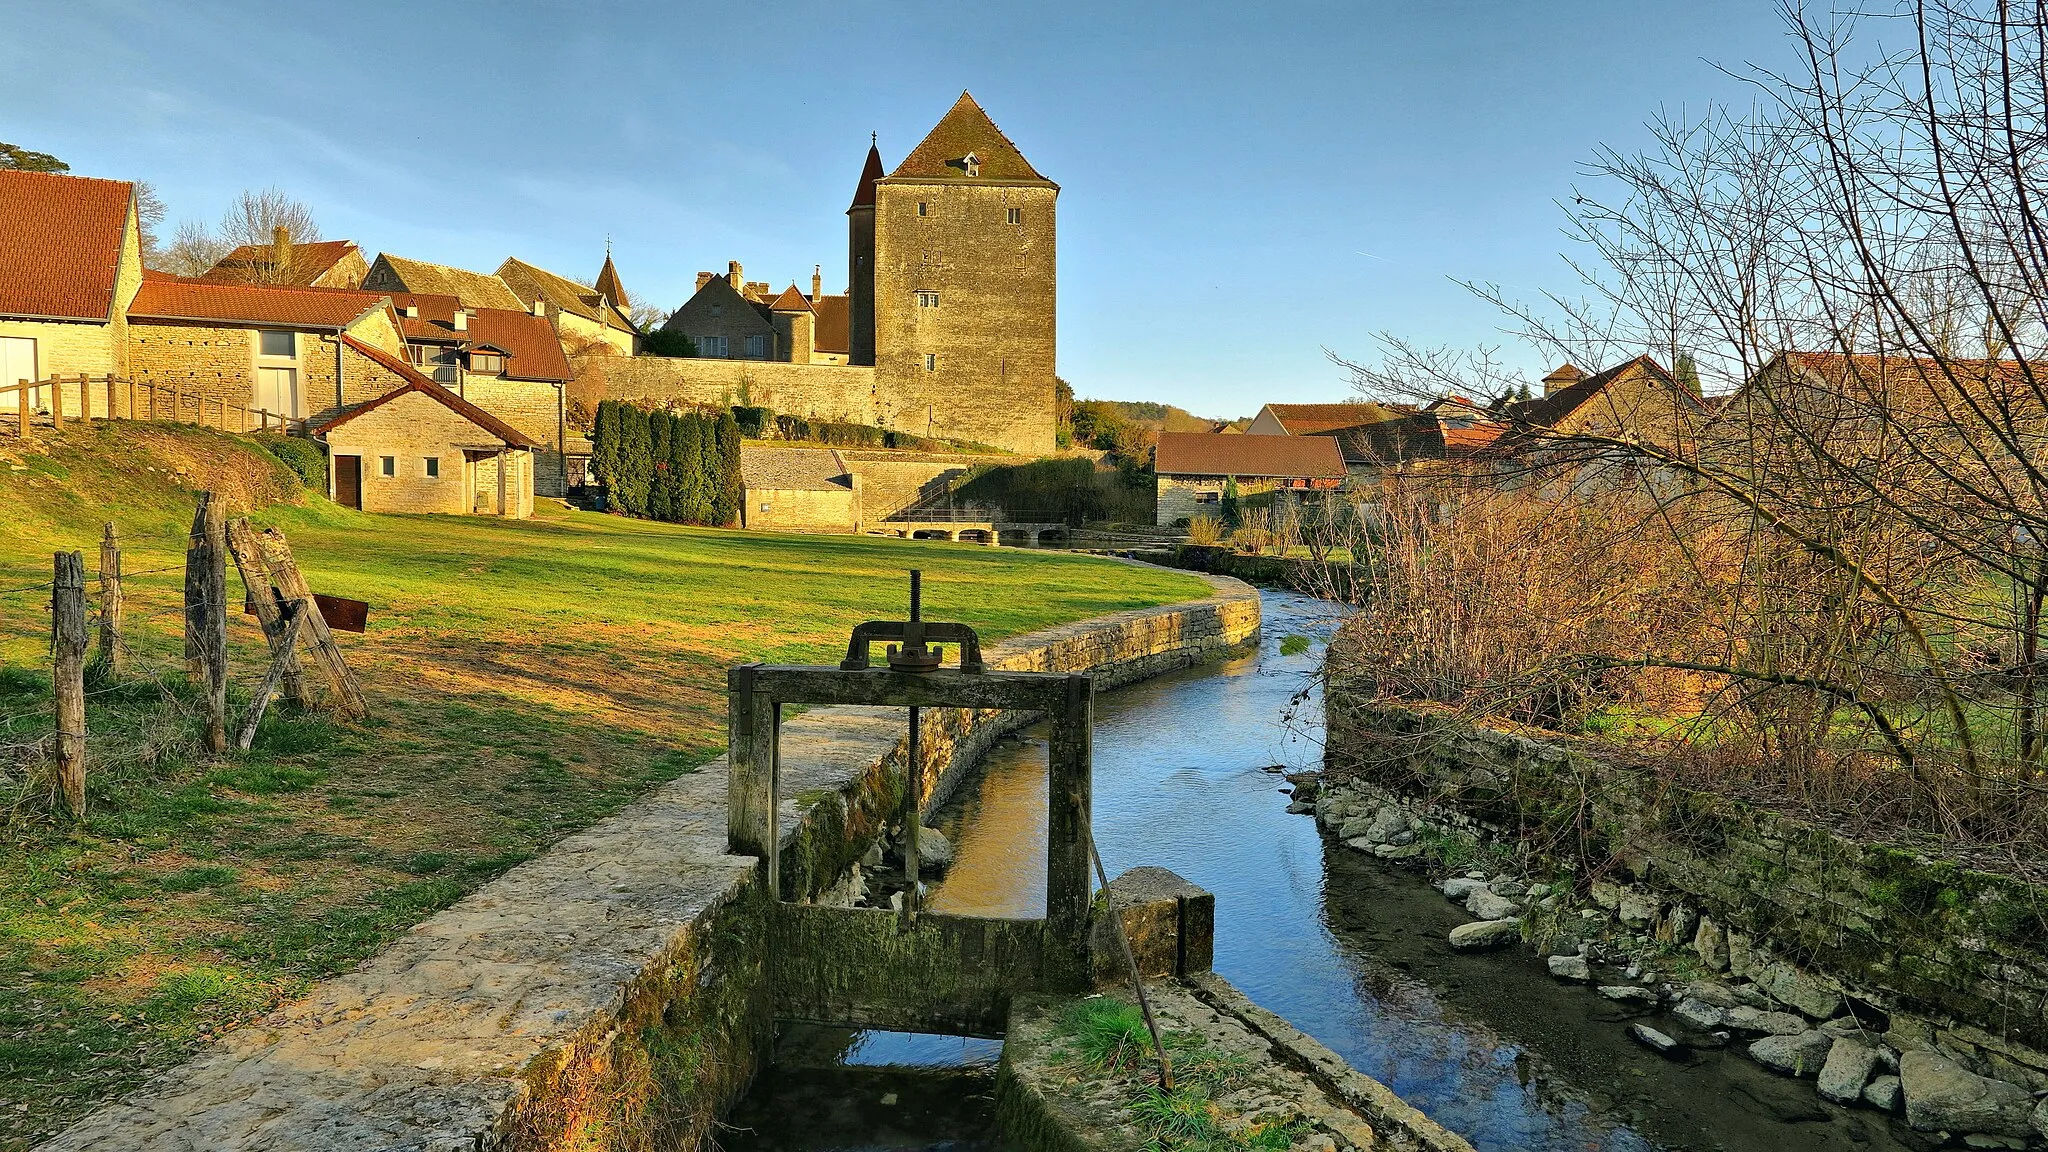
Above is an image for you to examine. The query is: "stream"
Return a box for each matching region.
[723,589,1923,1152]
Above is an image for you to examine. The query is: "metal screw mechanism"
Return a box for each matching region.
[886,570,944,672]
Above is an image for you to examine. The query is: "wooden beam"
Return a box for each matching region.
[95,523,123,673]
[1044,673,1094,984]
[236,603,305,751]
[226,517,303,709]
[52,550,87,817]
[256,527,367,719]
[195,494,229,754]
[747,666,1067,711]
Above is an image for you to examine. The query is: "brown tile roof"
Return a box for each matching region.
[385,292,571,382]
[128,280,389,328]
[386,292,467,341]
[199,239,361,286]
[849,142,885,210]
[1155,431,1347,479]
[765,284,812,312]
[1258,402,1405,435]
[1503,354,1690,429]
[812,294,850,354]
[593,253,627,312]
[314,336,542,449]
[0,169,133,321]
[368,254,525,311]
[1329,413,1505,465]
[496,257,632,327]
[885,92,1052,185]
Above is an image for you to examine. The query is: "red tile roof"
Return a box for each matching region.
[765,284,812,312]
[385,292,571,382]
[849,142,886,210]
[128,279,390,328]
[1258,402,1405,435]
[812,294,850,354]
[0,169,133,322]
[886,92,1052,184]
[315,336,542,450]
[198,239,361,286]
[1155,431,1348,479]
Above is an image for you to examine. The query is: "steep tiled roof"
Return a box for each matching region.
[765,284,812,312]
[385,292,467,342]
[385,292,571,382]
[849,142,886,210]
[740,446,853,492]
[0,169,132,321]
[593,254,627,311]
[1155,432,1347,479]
[366,254,525,311]
[1257,402,1404,435]
[496,257,631,327]
[886,92,1052,184]
[812,294,850,354]
[199,239,361,287]
[129,280,388,328]
[1503,355,1689,429]
[1330,413,1505,465]
[314,336,542,449]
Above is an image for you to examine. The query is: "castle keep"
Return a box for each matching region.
[645,93,1058,454]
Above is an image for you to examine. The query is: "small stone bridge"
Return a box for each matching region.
[868,519,1070,546]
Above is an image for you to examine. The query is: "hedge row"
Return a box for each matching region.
[590,401,742,525]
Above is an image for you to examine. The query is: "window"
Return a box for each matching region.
[405,344,427,366]
[924,353,937,372]
[258,330,295,358]
[1196,492,1221,504]
[745,334,768,359]
[379,456,396,478]
[469,351,504,374]
[916,291,940,308]
[424,457,440,479]
[917,201,929,217]
[699,335,728,358]
[1007,207,1022,225]
[710,304,723,318]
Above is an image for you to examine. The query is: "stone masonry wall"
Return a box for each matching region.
[599,355,880,426]
[39,569,1257,1152]
[1324,700,2048,1081]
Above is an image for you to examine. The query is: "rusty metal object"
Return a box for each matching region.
[839,569,984,674]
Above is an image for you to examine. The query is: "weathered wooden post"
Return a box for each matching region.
[16,381,27,437]
[237,602,305,750]
[257,527,367,719]
[190,495,229,753]
[95,523,123,673]
[49,377,63,430]
[226,517,303,710]
[52,550,87,817]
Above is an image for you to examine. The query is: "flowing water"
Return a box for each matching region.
[724,589,1926,1152]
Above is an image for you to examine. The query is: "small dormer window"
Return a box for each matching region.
[962,152,980,177]
[470,351,504,374]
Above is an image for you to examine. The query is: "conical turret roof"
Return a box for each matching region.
[848,142,885,211]
[888,92,1051,184]
[594,252,627,308]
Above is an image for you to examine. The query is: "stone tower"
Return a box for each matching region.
[846,142,885,367]
[867,92,1058,454]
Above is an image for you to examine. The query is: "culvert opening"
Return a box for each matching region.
[719,1025,1012,1152]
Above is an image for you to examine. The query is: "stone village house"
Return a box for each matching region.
[0,169,144,416]
[1152,431,1347,526]
[310,351,540,519]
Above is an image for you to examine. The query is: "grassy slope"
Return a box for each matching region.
[0,423,1209,1146]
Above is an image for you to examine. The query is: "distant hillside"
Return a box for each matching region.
[1078,399,1231,434]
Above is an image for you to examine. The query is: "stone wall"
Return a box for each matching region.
[39,569,1257,1152]
[599,354,880,426]
[1323,700,2048,1077]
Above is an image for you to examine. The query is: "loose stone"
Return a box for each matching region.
[1486,877,1528,898]
[1756,959,1843,1020]
[1286,801,1315,815]
[1817,1038,1880,1104]
[1672,997,1723,1031]
[1373,843,1424,860]
[1447,918,1522,951]
[1899,1050,2037,1138]
[1465,890,1520,921]
[1598,986,1659,1007]
[2032,1097,2048,1141]
[1441,877,1486,901]
[1750,1030,1835,1077]
[1723,1006,1809,1036]
[1865,1074,1903,1112]
[1546,954,1591,982]
[1628,1023,1684,1057]
[1684,980,1741,1009]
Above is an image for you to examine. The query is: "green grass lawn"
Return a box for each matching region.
[0,423,1210,1146]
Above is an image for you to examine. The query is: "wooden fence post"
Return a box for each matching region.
[95,523,123,673]
[256,528,367,719]
[226,516,303,709]
[16,381,27,437]
[52,550,87,817]
[236,603,304,751]
[192,495,229,753]
[49,378,62,430]
[184,494,205,679]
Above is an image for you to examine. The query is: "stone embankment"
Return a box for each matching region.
[1308,699,2048,1150]
[37,569,1260,1152]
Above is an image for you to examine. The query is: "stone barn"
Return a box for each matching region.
[1153,432,1347,526]
[739,445,860,533]
[313,357,540,519]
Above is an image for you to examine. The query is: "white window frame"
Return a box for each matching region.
[1007,207,1022,225]
[257,329,296,359]
[379,455,396,478]
[925,353,937,372]
[916,291,940,308]
[700,335,729,358]
[745,334,768,359]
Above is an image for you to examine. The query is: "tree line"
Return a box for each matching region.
[589,401,742,526]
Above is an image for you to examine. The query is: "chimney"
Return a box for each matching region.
[696,271,715,292]
[812,265,822,300]
[453,309,468,332]
[727,260,743,291]
[271,226,292,276]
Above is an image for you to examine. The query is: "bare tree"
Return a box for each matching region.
[217,187,321,250]
[157,219,231,279]
[132,181,166,264]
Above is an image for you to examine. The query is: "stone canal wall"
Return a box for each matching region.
[1322,698,2048,1093]
[38,570,1259,1152]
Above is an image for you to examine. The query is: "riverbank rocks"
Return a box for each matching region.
[1756,960,1843,1021]
[1724,1006,1809,1037]
[1684,980,1742,1010]
[1672,997,1723,1031]
[1865,1074,1903,1112]
[1448,919,1522,951]
[1751,1030,1835,1077]
[1441,877,1486,901]
[1899,1050,2038,1137]
[1817,1039,1881,1104]
[1628,1024,1683,1057]
[1465,889,1520,921]
[1547,954,1591,982]
[1598,986,1659,1007]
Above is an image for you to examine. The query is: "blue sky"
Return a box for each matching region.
[5,1,1792,419]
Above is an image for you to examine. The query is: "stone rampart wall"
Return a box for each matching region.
[1323,700,2048,1079]
[600,355,880,426]
[40,569,1259,1152]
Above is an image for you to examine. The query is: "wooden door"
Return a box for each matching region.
[334,455,362,510]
